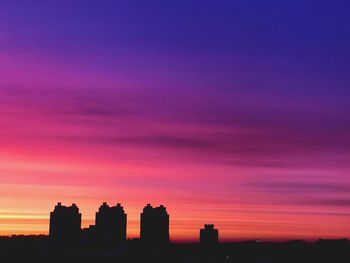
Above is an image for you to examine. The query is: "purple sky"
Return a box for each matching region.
[0,1,350,240]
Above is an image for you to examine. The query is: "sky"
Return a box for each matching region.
[0,0,350,241]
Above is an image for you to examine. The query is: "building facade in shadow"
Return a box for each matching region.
[49,202,81,243]
[95,202,127,246]
[200,224,219,245]
[140,204,169,244]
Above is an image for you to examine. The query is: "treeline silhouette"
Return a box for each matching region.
[0,202,349,263]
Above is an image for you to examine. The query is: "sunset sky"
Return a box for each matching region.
[0,1,350,241]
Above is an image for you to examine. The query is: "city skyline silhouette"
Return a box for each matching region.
[4,201,344,243]
[0,202,348,262]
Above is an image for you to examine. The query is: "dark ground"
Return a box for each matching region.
[0,236,349,262]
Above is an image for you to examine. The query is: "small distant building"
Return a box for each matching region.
[200,224,219,244]
[49,202,81,242]
[140,204,169,244]
[95,202,127,246]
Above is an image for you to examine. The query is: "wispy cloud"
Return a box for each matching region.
[248,181,350,194]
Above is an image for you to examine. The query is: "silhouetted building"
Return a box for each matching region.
[95,202,127,246]
[49,202,81,242]
[140,204,169,244]
[200,224,219,244]
[82,225,96,246]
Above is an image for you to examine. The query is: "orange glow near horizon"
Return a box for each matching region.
[1,150,349,241]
